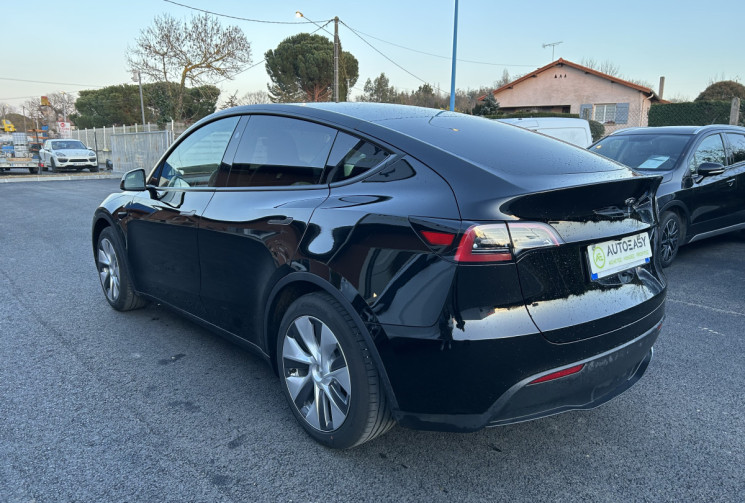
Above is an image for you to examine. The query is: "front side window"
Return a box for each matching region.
[725,133,745,164]
[153,116,240,188]
[689,134,726,173]
[227,115,336,187]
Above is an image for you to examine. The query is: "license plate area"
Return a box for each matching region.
[587,232,652,280]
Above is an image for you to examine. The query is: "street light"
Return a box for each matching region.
[296,11,339,102]
[132,71,146,127]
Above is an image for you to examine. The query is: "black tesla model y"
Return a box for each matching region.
[93,104,666,448]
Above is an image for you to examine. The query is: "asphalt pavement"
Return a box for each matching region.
[1,179,743,502]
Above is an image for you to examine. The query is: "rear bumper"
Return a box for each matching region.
[391,316,662,432]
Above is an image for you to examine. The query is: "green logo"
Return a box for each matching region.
[593,247,606,269]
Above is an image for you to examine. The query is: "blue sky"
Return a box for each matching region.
[1,0,742,110]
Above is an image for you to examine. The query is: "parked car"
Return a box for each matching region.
[40,139,98,172]
[92,104,666,448]
[590,125,745,266]
[496,117,593,147]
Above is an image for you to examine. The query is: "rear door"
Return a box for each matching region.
[681,133,738,236]
[724,131,745,227]
[198,115,335,346]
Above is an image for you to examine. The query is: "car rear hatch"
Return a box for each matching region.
[501,176,665,343]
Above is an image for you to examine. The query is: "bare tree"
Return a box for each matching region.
[127,13,252,120]
[47,92,77,121]
[220,90,270,109]
[581,58,620,77]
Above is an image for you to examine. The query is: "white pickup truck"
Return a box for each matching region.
[39,139,98,172]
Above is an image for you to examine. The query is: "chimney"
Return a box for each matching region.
[658,77,665,100]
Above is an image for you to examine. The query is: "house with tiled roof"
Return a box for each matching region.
[489,58,666,133]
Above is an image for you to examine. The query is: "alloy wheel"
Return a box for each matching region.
[97,238,121,302]
[660,217,680,263]
[281,315,351,432]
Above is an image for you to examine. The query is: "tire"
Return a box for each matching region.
[50,158,58,173]
[90,165,99,172]
[659,211,684,268]
[96,227,146,311]
[277,292,394,449]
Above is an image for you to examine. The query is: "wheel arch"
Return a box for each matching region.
[264,271,399,411]
[659,202,689,241]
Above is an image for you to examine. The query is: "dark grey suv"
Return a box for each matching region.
[591,125,745,266]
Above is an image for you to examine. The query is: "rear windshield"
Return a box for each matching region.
[376,113,623,175]
[591,134,692,171]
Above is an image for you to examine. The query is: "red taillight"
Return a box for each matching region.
[452,222,563,263]
[454,224,512,263]
[420,230,455,246]
[529,364,584,384]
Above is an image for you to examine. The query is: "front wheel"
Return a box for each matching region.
[96,227,146,311]
[277,292,394,449]
[50,158,58,173]
[659,211,684,268]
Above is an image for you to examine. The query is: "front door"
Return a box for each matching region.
[123,116,242,316]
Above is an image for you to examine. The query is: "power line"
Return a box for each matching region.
[163,0,312,24]
[0,77,103,88]
[346,25,538,68]
[215,21,331,86]
[339,20,447,96]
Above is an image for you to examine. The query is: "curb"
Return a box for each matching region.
[0,173,122,184]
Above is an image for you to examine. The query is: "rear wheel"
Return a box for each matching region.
[96,227,146,311]
[277,292,394,449]
[659,211,684,267]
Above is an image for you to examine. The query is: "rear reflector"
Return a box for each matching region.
[529,364,584,384]
[420,230,455,246]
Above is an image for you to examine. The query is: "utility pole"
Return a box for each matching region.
[297,12,341,102]
[334,16,339,102]
[134,71,146,127]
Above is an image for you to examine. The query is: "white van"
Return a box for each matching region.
[496,117,593,148]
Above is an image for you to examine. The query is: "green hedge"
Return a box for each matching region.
[649,100,745,126]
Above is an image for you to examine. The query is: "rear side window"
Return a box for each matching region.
[227,115,336,187]
[324,132,390,183]
[726,133,745,164]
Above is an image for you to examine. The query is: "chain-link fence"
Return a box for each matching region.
[109,131,174,173]
[70,122,191,170]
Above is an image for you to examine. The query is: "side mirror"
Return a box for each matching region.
[697,162,725,177]
[120,168,146,191]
